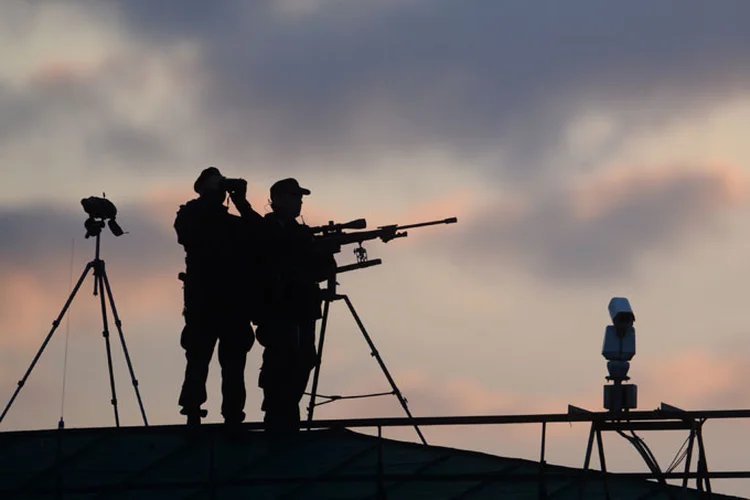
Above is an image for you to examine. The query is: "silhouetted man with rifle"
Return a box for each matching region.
[175,167,264,428]
[256,178,335,432]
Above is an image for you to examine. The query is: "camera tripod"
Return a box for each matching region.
[0,222,148,428]
[306,265,427,445]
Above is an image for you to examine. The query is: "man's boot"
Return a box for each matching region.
[181,407,208,427]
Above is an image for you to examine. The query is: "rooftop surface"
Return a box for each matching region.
[0,422,741,499]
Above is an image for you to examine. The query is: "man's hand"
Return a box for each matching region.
[228,179,248,204]
[228,179,264,223]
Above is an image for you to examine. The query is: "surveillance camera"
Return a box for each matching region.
[602,296,638,412]
[608,297,635,329]
[602,325,636,361]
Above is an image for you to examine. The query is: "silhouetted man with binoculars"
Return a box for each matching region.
[175,167,263,428]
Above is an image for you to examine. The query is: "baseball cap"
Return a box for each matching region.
[270,178,311,199]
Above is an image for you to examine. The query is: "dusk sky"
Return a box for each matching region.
[2,1,750,496]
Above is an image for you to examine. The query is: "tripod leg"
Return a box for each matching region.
[306,299,331,422]
[100,267,148,426]
[95,263,120,427]
[341,295,427,445]
[0,262,95,425]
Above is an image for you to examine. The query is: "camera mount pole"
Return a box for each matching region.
[306,273,427,445]
[0,229,148,427]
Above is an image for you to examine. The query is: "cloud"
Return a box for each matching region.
[3,47,199,163]
[0,199,186,348]
[102,0,750,179]
[447,164,749,284]
[4,0,749,194]
[0,201,179,268]
[368,344,750,421]
[0,3,204,204]
[638,348,750,410]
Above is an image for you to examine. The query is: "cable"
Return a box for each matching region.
[617,429,665,484]
[666,420,705,474]
[304,390,395,408]
[59,239,75,429]
[634,430,661,471]
[666,436,691,473]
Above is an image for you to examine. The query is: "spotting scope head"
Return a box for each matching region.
[81,195,125,238]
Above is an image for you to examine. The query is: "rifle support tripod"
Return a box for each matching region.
[0,226,148,428]
[306,270,427,445]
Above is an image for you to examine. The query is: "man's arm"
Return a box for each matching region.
[229,180,264,227]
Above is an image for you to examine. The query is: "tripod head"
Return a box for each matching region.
[81,196,125,239]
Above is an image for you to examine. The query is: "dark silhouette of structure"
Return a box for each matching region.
[0,196,147,428]
[175,167,263,427]
[1,410,748,498]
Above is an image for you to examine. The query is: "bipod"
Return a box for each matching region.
[306,272,427,445]
[0,231,148,427]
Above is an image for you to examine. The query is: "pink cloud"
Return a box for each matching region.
[140,185,197,230]
[0,269,81,349]
[383,189,477,227]
[637,349,750,409]
[0,259,182,354]
[102,270,183,321]
[571,163,750,221]
[446,162,750,284]
[28,60,95,86]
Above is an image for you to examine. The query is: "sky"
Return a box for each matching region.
[2,0,750,495]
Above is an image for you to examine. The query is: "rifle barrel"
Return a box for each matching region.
[392,217,458,231]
